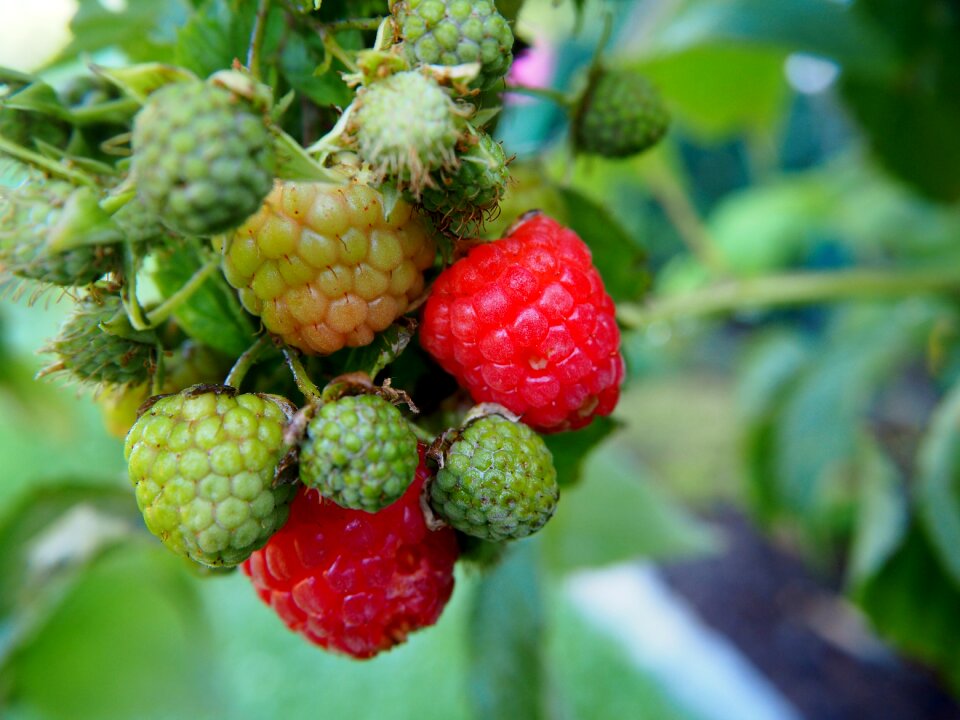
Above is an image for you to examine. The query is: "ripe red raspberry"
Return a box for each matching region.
[420,213,623,432]
[242,445,458,659]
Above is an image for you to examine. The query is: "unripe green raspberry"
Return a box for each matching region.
[573,68,670,158]
[300,394,419,512]
[352,71,461,190]
[131,81,275,236]
[392,0,514,89]
[44,293,156,386]
[0,180,122,286]
[430,413,558,541]
[125,387,295,567]
[420,131,508,232]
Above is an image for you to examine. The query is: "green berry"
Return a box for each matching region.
[0,180,122,286]
[573,68,670,158]
[131,81,275,236]
[421,131,508,232]
[353,71,462,191]
[299,394,419,512]
[125,387,295,567]
[392,0,514,90]
[44,293,157,387]
[112,196,169,246]
[430,413,558,541]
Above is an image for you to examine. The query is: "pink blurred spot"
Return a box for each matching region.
[506,36,556,106]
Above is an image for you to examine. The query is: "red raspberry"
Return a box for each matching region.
[242,445,458,659]
[420,213,623,432]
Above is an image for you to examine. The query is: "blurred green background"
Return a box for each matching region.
[3,0,960,718]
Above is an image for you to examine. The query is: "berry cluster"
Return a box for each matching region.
[0,0,664,659]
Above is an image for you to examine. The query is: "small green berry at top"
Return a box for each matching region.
[299,394,420,512]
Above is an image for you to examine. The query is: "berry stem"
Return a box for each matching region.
[0,136,96,187]
[323,17,384,32]
[225,335,273,390]
[282,347,323,401]
[616,267,960,328]
[644,152,730,275]
[409,423,435,443]
[247,0,272,80]
[503,84,573,108]
[143,254,221,327]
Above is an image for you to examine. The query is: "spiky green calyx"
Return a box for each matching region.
[44,294,157,386]
[352,71,462,192]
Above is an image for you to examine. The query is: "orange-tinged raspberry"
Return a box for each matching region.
[217,181,435,355]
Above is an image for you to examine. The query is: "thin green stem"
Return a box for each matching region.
[645,159,729,275]
[324,17,384,32]
[320,30,360,73]
[247,0,273,79]
[68,98,140,126]
[504,84,573,108]
[617,267,960,328]
[144,255,220,327]
[0,136,95,186]
[225,335,273,389]
[409,423,435,443]
[282,347,322,401]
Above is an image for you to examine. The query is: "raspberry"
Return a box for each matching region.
[420,131,509,233]
[573,68,669,158]
[299,394,419,512]
[124,386,295,567]
[243,445,458,659]
[420,213,623,432]
[216,181,436,355]
[0,180,121,286]
[112,196,169,246]
[43,293,156,386]
[131,81,275,236]
[392,0,515,90]
[351,71,461,191]
[431,412,557,540]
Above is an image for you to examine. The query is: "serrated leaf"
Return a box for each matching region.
[543,416,617,487]
[467,541,546,720]
[151,243,256,357]
[556,187,649,302]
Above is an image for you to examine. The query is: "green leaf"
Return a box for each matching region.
[556,187,649,302]
[774,303,940,524]
[847,437,908,587]
[52,0,188,67]
[151,243,257,357]
[540,442,717,573]
[272,127,342,183]
[635,45,789,140]
[853,521,960,693]
[839,0,960,202]
[641,0,896,78]
[3,543,217,720]
[322,319,416,380]
[737,332,811,520]
[543,416,617,487]
[0,483,139,623]
[279,33,352,108]
[467,542,546,720]
[917,381,960,586]
[95,63,197,104]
